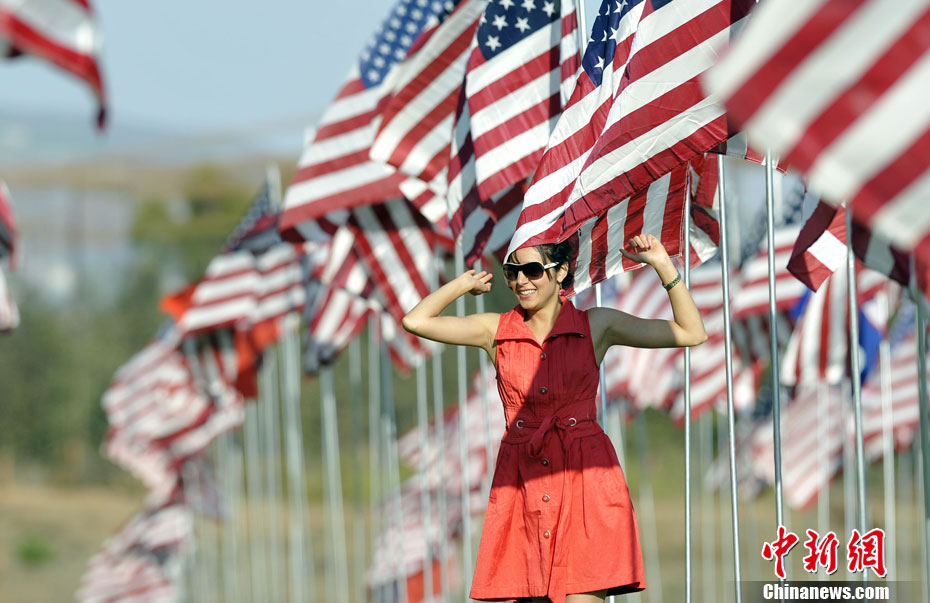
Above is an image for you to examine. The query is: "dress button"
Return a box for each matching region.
[542,494,550,502]
[539,386,548,394]
[541,458,549,466]
[544,530,551,539]
[540,352,547,359]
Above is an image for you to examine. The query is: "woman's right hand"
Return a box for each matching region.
[459,269,493,296]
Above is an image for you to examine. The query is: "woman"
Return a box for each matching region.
[402,234,707,603]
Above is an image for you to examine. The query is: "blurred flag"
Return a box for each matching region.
[224,174,281,254]
[788,200,911,292]
[0,269,18,332]
[781,266,886,388]
[279,0,459,239]
[0,181,17,267]
[731,225,809,319]
[750,384,847,509]
[303,281,372,374]
[0,0,107,127]
[705,0,930,275]
[77,499,192,603]
[509,0,753,254]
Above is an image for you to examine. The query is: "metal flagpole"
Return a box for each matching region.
[349,337,367,603]
[259,346,285,601]
[416,360,434,602]
[844,209,869,584]
[716,154,743,603]
[280,313,311,602]
[842,390,855,581]
[877,289,896,578]
[816,383,830,565]
[430,247,450,602]
[700,412,717,603]
[381,343,408,603]
[321,365,350,598]
[634,413,663,603]
[911,274,930,592]
[216,433,239,603]
[243,399,267,601]
[474,258,494,502]
[763,153,786,545]
[718,410,734,603]
[452,241,473,597]
[917,429,929,603]
[367,315,383,602]
[683,160,693,603]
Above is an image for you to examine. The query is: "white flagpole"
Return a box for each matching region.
[816,383,830,572]
[877,288,896,578]
[367,315,383,600]
[474,258,495,502]
[416,360,434,601]
[451,240,473,597]
[349,337,367,603]
[430,247,450,602]
[243,400,267,600]
[763,153,786,546]
[259,347,285,601]
[683,161,693,603]
[911,274,930,593]
[634,413,663,603]
[700,412,717,603]
[844,209,869,585]
[380,343,409,603]
[717,409,734,603]
[842,394,855,581]
[321,365,350,598]
[217,433,240,603]
[280,313,311,601]
[716,154,743,603]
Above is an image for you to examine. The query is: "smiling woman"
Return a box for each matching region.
[402,233,707,603]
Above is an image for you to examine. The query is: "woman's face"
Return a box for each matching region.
[506,247,566,311]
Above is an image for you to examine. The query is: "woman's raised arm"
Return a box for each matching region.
[402,270,500,353]
[589,235,707,363]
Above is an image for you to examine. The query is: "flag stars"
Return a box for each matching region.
[521,0,536,10]
[401,34,413,46]
[394,48,407,60]
[492,14,508,30]
[379,42,391,55]
[500,0,516,8]
[542,1,555,17]
[485,35,502,51]
[406,21,419,33]
[614,0,629,13]
[515,16,531,32]
[411,8,423,19]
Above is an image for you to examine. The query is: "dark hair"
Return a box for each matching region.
[507,239,577,291]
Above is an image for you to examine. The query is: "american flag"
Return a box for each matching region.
[705,0,930,279]
[279,0,458,239]
[224,175,281,254]
[370,0,487,228]
[448,0,578,258]
[0,0,107,127]
[750,384,847,510]
[781,265,885,388]
[0,180,17,267]
[730,225,809,319]
[788,201,910,292]
[0,268,18,332]
[303,281,372,374]
[77,500,192,603]
[509,0,753,254]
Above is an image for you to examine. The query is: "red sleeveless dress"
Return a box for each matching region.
[469,300,646,603]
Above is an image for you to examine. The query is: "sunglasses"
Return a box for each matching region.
[502,261,558,281]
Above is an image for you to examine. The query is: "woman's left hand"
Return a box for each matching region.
[619,234,671,267]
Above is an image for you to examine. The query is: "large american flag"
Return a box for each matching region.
[705,0,930,279]
[448,0,578,260]
[370,0,487,229]
[509,0,753,255]
[0,0,107,127]
[279,0,459,240]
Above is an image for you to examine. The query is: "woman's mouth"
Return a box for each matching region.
[517,287,536,299]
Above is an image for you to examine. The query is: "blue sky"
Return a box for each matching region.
[0,0,602,154]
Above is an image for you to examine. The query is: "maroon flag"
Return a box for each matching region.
[0,0,107,127]
[705,0,930,278]
[509,0,752,254]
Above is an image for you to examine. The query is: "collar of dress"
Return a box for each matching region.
[494,298,586,344]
